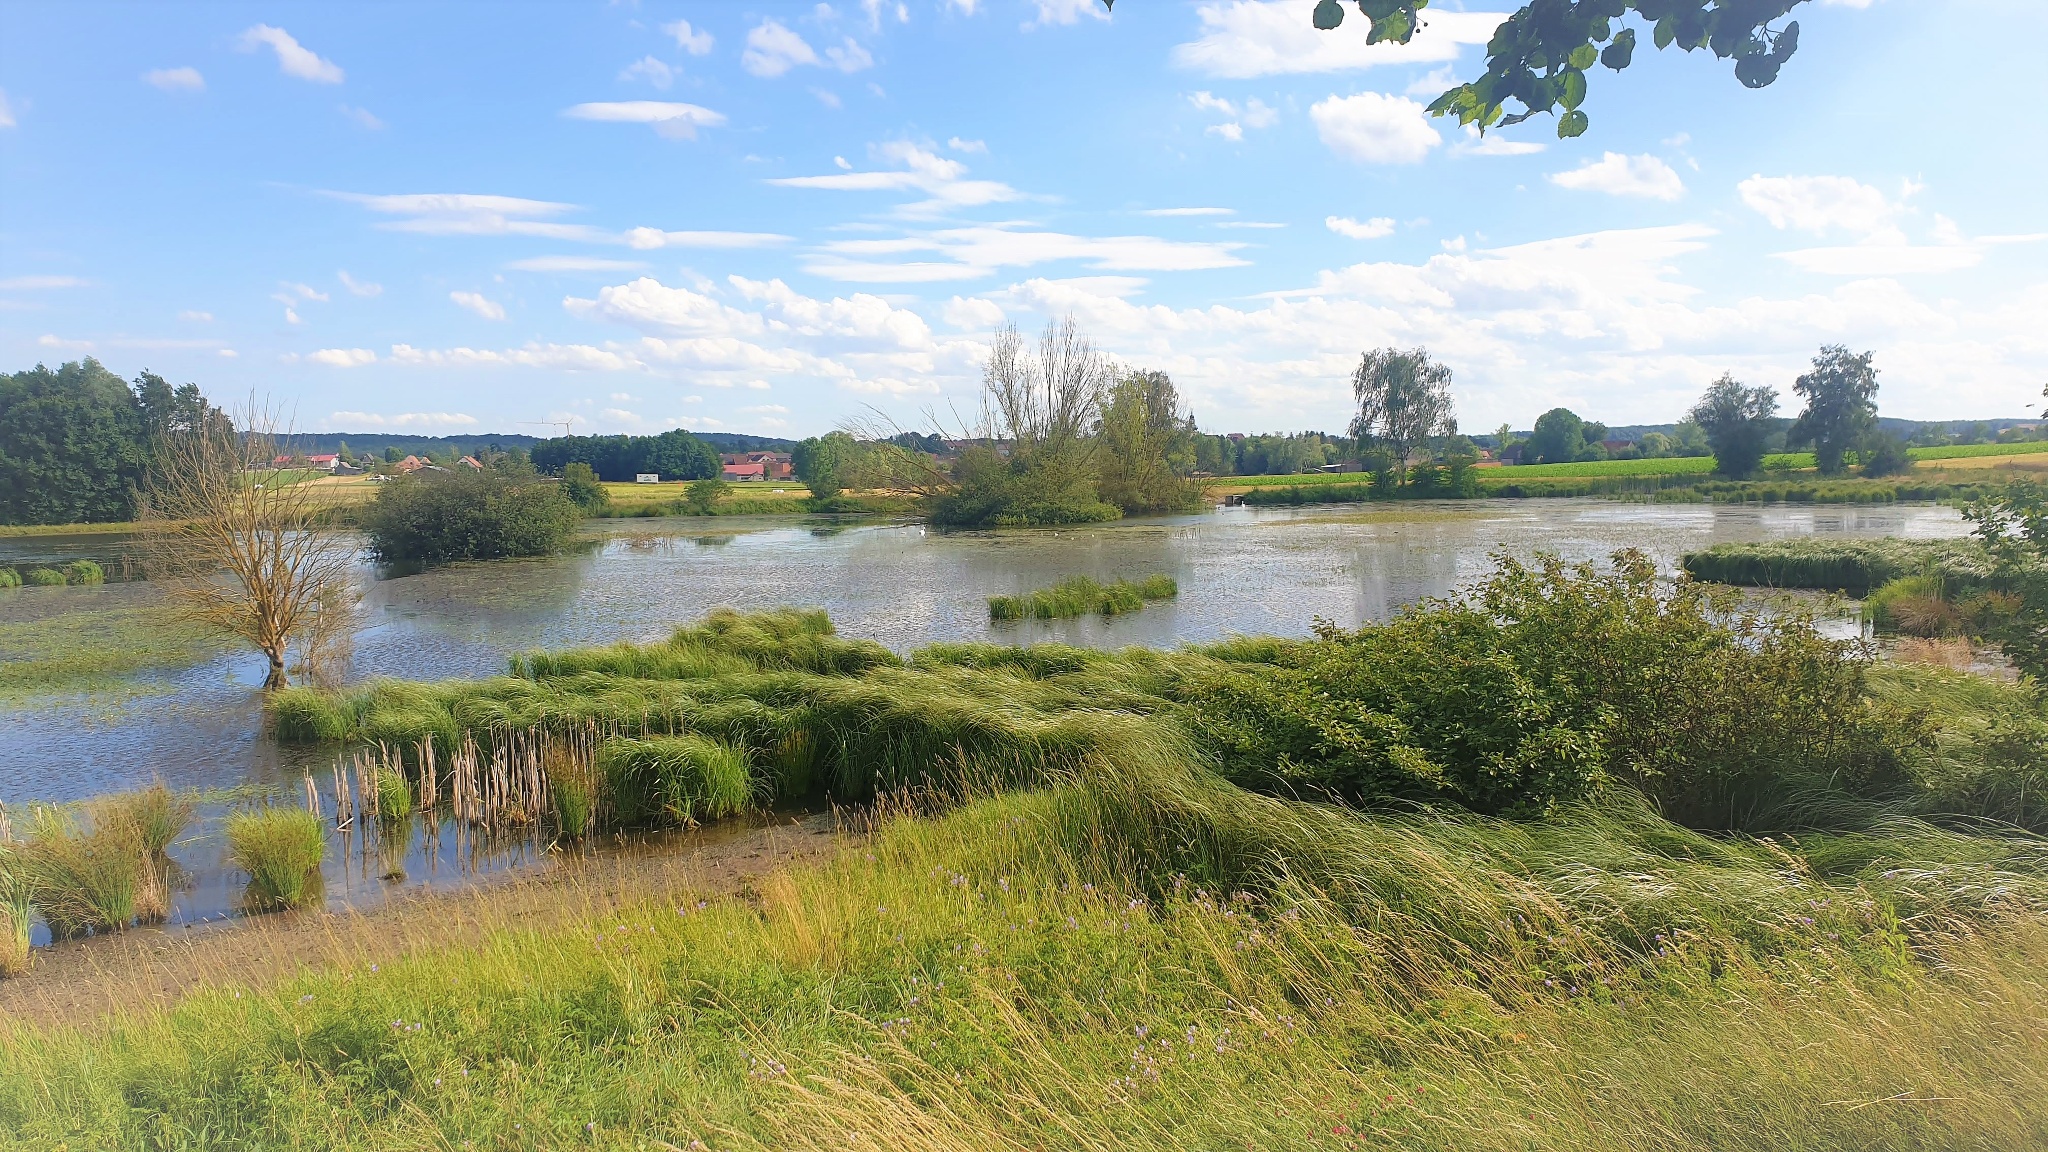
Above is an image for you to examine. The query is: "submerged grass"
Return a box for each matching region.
[0,592,222,702]
[989,573,1179,620]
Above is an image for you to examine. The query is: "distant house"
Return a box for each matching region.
[456,456,483,471]
[272,453,341,472]
[722,461,767,482]
[1599,439,1634,456]
[719,451,793,480]
[1497,444,1529,465]
[396,455,429,474]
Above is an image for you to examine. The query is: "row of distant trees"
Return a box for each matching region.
[0,359,225,525]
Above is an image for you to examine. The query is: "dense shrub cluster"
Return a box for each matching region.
[362,465,581,566]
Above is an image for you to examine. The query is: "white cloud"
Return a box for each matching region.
[825,39,875,73]
[662,19,715,55]
[450,291,508,321]
[619,56,677,89]
[1738,174,1895,234]
[768,140,1023,213]
[1454,124,1545,156]
[143,67,205,92]
[327,410,478,429]
[1025,0,1109,28]
[0,90,17,129]
[565,278,766,336]
[1311,92,1440,165]
[813,87,844,109]
[1548,152,1685,201]
[338,270,382,297]
[0,275,89,290]
[563,101,726,140]
[1215,221,1285,229]
[741,404,791,414]
[272,281,328,325]
[1327,215,1395,240]
[38,335,94,352]
[326,191,601,240]
[338,104,384,130]
[306,348,377,367]
[944,295,1008,330]
[1773,246,1983,276]
[388,342,642,372]
[1175,3,1506,79]
[505,256,650,272]
[179,310,213,322]
[947,137,988,154]
[1210,122,1245,142]
[1142,207,1234,217]
[1189,91,1277,141]
[623,227,792,250]
[806,224,1248,282]
[236,25,344,84]
[743,20,820,77]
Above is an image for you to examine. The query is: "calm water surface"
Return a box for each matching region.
[0,499,1969,806]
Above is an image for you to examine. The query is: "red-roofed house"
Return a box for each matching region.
[719,451,793,480]
[272,453,341,472]
[721,461,767,482]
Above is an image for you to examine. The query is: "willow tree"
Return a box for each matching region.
[1096,369,1200,515]
[140,401,358,689]
[1349,347,1457,483]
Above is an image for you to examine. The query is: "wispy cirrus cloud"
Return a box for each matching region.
[562,100,726,140]
[769,141,1022,214]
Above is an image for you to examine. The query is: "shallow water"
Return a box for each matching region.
[0,499,1969,805]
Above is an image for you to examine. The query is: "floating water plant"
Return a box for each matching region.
[988,574,1178,621]
[226,808,326,911]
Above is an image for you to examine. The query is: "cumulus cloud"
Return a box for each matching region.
[1327,216,1395,239]
[1189,91,1278,141]
[662,19,716,55]
[306,348,376,367]
[1311,92,1440,165]
[143,67,204,92]
[947,137,988,154]
[1175,3,1506,79]
[1738,174,1896,234]
[450,291,508,321]
[1454,124,1545,156]
[338,104,384,130]
[1548,152,1685,201]
[236,25,344,84]
[562,100,726,140]
[272,281,328,325]
[743,20,820,77]
[1026,0,1111,27]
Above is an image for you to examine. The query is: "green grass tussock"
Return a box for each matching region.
[225,808,326,911]
[599,734,752,828]
[989,573,1179,620]
[0,843,33,978]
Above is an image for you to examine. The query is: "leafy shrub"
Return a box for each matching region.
[363,465,580,566]
[0,567,20,590]
[930,447,1120,528]
[62,559,104,585]
[226,808,326,910]
[1171,551,1919,825]
[599,734,751,828]
[22,567,66,587]
[685,477,730,515]
[559,462,610,512]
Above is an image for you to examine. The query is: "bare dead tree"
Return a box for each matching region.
[983,316,1112,461]
[139,398,359,689]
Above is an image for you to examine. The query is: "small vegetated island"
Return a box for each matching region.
[988,573,1178,620]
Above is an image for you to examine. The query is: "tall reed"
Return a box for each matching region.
[0,843,33,978]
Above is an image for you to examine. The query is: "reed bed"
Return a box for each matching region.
[1681,537,1998,597]
[988,574,1179,620]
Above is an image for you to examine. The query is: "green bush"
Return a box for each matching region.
[1171,551,1918,825]
[22,567,66,587]
[226,808,326,910]
[599,734,752,828]
[62,559,104,585]
[930,446,1121,528]
[559,462,610,512]
[685,477,731,515]
[0,567,20,590]
[363,465,581,566]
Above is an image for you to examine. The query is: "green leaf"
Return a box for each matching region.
[1653,15,1676,49]
[1568,44,1598,70]
[1313,0,1345,30]
[1601,27,1636,71]
[1557,109,1589,138]
[1559,69,1587,111]
[1367,9,1414,45]
[1358,0,1400,19]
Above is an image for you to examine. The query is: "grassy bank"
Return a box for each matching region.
[1681,538,1998,597]
[1,784,2044,1150]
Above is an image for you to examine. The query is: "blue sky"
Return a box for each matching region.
[2,0,2043,438]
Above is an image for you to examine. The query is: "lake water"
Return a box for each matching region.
[0,499,1970,807]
